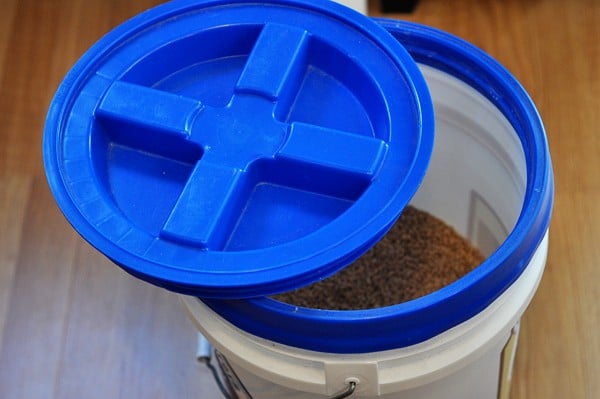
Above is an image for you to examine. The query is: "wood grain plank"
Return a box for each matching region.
[0,1,65,177]
[511,1,599,397]
[0,0,165,177]
[514,191,600,399]
[529,0,600,193]
[0,177,79,399]
[0,0,18,80]
[0,176,33,349]
[54,242,214,399]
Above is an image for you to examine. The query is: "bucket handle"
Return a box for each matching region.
[331,380,357,399]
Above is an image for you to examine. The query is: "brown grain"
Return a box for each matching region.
[273,205,484,310]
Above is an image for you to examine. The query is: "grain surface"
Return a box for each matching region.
[274,206,484,309]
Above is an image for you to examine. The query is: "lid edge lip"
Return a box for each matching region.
[203,19,554,353]
[43,1,433,298]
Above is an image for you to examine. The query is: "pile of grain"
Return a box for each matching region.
[272,206,484,310]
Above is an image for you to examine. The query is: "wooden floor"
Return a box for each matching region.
[0,0,597,398]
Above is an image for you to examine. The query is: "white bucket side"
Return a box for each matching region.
[411,64,526,253]
[223,328,514,398]
[181,234,546,398]
[180,64,549,398]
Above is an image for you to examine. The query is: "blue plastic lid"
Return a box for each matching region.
[43,0,434,298]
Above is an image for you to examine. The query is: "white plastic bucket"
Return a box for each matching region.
[334,0,368,14]
[181,20,553,399]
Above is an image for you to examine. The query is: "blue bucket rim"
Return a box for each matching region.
[202,19,554,353]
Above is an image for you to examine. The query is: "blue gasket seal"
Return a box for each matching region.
[43,1,434,298]
[202,20,554,353]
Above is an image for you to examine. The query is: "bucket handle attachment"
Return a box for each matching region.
[198,333,358,398]
[331,380,357,399]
